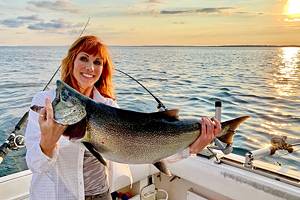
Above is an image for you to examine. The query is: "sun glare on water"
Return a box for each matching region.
[285,0,300,21]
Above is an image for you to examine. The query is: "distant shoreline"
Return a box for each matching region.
[111,45,300,48]
[1,45,300,48]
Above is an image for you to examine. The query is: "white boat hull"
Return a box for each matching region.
[0,153,299,200]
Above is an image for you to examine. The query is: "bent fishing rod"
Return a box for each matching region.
[0,17,91,164]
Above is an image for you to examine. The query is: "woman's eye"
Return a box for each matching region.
[80,56,88,62]
[94,60,102,66]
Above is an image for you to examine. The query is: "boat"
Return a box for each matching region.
[1,143,299,200]
[0,100,299,200]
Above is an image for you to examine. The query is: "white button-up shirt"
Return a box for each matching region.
[25,88,130,200]
[25,87,190,200]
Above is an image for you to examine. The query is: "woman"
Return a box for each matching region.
[25,35,221,200]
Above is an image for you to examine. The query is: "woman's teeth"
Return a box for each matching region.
[82,73,93,78]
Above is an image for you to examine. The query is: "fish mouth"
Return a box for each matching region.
[52,81,87,125]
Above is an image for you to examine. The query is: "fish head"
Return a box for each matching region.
[52,80,87,125]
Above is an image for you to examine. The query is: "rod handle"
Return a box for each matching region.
[0,143,10,164]
[250,146,271,159]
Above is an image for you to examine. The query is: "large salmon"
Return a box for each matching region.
[32,80,249,175]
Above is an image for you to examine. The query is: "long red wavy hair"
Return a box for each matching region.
[61,35,115,99]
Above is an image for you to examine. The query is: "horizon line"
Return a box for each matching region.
[1,44,300,48]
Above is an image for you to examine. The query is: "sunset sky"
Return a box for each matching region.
[0,0,300,46]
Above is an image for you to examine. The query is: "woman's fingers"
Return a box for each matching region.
[212,117,221,137]
[38,108,46,123]
[202,117,214,139]
[190,116,222,154]
[207,118,214,139]
[201,117,206,137]
[45,97,53,121]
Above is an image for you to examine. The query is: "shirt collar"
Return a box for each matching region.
[92,87,107,103]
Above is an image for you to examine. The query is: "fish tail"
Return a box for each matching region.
[217,116,250,145]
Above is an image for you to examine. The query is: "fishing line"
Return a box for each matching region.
[115,68,166,110]
[0,17,167,164]
[42,17,90,91]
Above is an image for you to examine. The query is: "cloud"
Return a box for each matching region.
[0,15,40,28]
[17,15,41,21]
[1,19,24,28]
[28,21,65,30]
[28,0,79,13]
[161,10,187,14]
[160,7,235,15]
[27,19,80,31]
[0,15,81,33]
[147,0,164,3]
[197,7,234,13]
[234,11,264,16]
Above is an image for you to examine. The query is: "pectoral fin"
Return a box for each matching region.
[82,142,107,166]
[153,161,172,176]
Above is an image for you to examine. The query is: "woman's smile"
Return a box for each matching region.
[73,52,103,93]
[81,72,95,78]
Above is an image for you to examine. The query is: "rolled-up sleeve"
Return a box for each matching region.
[25,91,59,174]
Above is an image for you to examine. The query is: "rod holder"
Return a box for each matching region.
[215,101,222,121]
[214,100,232,155]
[244,136,294,168]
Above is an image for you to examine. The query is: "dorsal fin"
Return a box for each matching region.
[151,109,179,121]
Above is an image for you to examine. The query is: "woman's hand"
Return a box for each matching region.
[189,117,221,154]
[39,98,67,158]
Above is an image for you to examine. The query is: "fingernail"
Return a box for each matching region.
[46,98,52,106]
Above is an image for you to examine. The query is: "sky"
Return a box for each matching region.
[0,0,300,46]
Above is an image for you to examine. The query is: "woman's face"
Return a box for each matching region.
[73,51,103,91]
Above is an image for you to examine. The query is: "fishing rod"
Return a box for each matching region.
[0,17,168,164]
[244,135,300,168]
[0,17,90,164]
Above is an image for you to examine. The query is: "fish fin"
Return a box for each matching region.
[82,141,107,166]
[153,109,179,121]
[153,161,172,176]
[218,116,250,145]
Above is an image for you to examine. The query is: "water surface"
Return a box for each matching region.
[0,46,299,177]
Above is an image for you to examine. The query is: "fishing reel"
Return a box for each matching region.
[0,133,25,164]
[244,135,298,168]
[7,133,25,149]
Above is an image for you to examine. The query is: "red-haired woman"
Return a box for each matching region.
[25,35,221,200]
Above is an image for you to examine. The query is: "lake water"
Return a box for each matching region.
[0,46,299,177]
